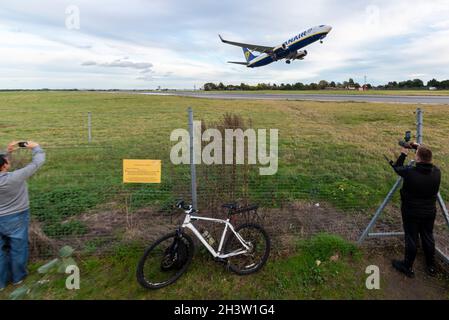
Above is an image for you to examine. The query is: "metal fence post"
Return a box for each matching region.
[357,177,403,244]
[188,107,198,210]
[358,107,424,244]
[416,108,423,144]
[88,112,92,143]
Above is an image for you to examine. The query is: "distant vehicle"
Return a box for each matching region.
[219,25,332,68]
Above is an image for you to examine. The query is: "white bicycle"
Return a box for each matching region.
[136,199,270,289]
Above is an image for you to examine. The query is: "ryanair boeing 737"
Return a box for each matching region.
[219,25,332,67]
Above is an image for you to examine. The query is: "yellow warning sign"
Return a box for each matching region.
[123,159,161,184]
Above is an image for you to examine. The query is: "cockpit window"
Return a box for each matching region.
[319,25,325,27]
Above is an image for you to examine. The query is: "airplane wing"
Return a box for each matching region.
[219,34,274,53]
[227,61,249,65]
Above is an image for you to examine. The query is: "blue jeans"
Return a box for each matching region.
[0,210,29,289]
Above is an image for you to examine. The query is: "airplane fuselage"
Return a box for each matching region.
[247,25,332,67]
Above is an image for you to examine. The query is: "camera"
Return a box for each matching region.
[398,131,418,150]
[18,141,28,148]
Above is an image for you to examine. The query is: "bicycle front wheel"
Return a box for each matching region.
[224,223,270,275]
[136,231,194,289]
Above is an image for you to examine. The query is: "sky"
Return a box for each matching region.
[1,0,449,89]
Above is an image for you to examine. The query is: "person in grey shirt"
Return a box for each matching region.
[0,141,45,290]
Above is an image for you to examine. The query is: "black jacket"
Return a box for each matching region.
[393,153,441,217]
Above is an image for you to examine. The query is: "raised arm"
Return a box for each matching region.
[10,141,46,181]
[392,148,411,178]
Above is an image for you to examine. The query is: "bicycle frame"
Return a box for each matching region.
[181,213,251,259]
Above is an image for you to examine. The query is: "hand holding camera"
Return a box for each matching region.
[398,131,420,150]
[7,141,39,153]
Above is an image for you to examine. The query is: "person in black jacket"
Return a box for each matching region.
[392,144,441,278]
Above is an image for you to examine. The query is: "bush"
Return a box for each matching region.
[298,233,358,261]
[43,221,88,238]
[31,187,102,221]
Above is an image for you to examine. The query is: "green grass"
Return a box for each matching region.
[0,234,373,300]
[1,92,449,299]
[1,91,449,233]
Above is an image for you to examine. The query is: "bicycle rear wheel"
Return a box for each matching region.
[136,231,194,289]
[224,223,270,275]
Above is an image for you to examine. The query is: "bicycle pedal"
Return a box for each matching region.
[215,258,228,265]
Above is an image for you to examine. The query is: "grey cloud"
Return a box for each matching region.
[136,75,152,81]
[82,59,153,70]
[3,0,449,89]
[82,58,154,81]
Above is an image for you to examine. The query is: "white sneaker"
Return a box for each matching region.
[13,280,23,286]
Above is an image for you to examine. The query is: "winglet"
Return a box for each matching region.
[218,34,224,42]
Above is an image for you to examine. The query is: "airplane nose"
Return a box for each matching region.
[326,26,332,33]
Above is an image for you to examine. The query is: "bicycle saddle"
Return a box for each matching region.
[222,203,238,210]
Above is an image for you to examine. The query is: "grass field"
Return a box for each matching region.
[1,91,449,213]
[0,234,377,300]
[1,91,449,234]
[1,91,449,299]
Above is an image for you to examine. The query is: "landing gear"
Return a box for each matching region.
[320,40,323,44]
[286,60,291,64]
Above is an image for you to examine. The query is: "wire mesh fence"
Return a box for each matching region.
[1,104,448,268]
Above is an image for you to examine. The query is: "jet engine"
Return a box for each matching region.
[294,50,308,60]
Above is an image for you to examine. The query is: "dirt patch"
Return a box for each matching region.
[50,205,181,254]
[261,202,368,253]
[364,246,449,300]
[0,123,15,129]
[31,200,449,266]
[77,206,179,242]
[244,202,411,255]
[26,199,449,299]
[29,219,58,257]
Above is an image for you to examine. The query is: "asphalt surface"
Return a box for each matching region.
[140,91,449,105]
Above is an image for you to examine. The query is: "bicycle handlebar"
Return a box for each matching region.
[175,199,192,211]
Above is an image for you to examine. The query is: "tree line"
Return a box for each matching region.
[203,78,449,91]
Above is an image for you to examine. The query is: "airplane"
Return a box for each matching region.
[219,25,332,68]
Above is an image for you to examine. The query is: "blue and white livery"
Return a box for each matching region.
[219,25,332,67]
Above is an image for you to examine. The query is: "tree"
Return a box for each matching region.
[309,82,319,90]
[204,83,217,91]
[240,83,250,90]
[386,81,398,89]
[427,79,440,88]
[440,80,449,89]
[293,82,305,90]
[412,79,424,88]
[318,80,329,89]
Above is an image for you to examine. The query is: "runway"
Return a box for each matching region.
[140,91,449,105]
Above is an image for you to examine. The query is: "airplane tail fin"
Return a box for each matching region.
[242,48,256,62]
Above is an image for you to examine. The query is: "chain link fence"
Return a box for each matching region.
[1,102,448,268]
